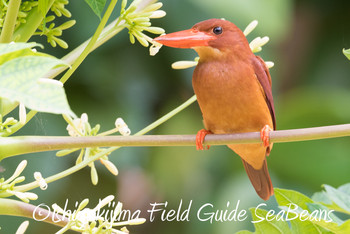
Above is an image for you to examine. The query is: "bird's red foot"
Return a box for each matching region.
[196,129,212,150]
[260,125,273,147]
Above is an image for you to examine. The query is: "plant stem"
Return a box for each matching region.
[12,0,55,42]
[135,95,197,135]
[8,147,118,195]
[0,94,197,159]
[46,23,125,79]
[46,1,157,79]
[3,0,154,136]
[0,0,21,43]
[0,94,197,196]
[0,198,69,227]
[0,110,37,137]
[2,123,350,160]
[59,0,119,84]
[1,122,350,196]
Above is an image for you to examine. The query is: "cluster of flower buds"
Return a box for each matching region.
[120,0,166,55]
[36,18,76,48]
[0,0,74,48]
[0,160,39,203]
[61,113,132,185]
[115,117,131,136]
[34,171,48,190]
[52,195,146,233]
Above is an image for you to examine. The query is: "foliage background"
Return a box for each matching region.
[0,0,350,233]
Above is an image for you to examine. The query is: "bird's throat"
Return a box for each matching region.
[194,46,224,62]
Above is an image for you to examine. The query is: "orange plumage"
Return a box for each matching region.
[155,19,275,200]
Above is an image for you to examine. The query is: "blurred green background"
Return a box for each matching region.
[1,0,350,233]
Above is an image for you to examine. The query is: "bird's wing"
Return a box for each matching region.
[251,56,276,130]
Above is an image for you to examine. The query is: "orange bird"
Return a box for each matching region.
[154,19,276,200]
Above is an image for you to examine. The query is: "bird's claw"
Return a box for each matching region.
[260,125,272,148]
[196,129,212,150]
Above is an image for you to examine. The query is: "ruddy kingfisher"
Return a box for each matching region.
[154,19,275,200]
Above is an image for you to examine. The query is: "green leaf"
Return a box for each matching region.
[339,220,350,233]
[312,191,332,204]
[249,208,292,234]
[0,42,41,57]
[84,0,107,19]
[237,186,350,234]
[312,190,350,215]
[323,184,350,214]
[339,183,350,195]
[235,231,253,234]
[0,56,74,116]
[343,48,350,60]
[288,217,328,234]
[307,203,343,225]
[275,188,348,233]
[38,0,50,17]
[279,202,346,233]
[0,42,44,66]
[274,188,314,210]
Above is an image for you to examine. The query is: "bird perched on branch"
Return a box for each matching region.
[154,19,276,200]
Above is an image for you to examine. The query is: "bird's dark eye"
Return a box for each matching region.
[213,26,223,35]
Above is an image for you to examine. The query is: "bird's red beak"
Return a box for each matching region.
[154,29,215,48]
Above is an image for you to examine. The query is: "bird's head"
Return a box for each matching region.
[154,19,251,59]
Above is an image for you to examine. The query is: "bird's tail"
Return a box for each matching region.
[241,158,273,200]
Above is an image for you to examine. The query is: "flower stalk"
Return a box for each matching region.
[1,123,350,160]
[12,0,55,42]
[0,0,21,43]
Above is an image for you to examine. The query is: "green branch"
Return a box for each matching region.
[59,0,118,84]
[0,198,69,228]
[0,0,21,43]
[0,94,197,196]
[1,123,350,160]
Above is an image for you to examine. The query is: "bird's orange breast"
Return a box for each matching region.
[193,57,273,169]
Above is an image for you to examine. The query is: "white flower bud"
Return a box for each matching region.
[249,36,269,53]
[143,2,163,12]
[100,159,119,175]
[243,20,258,36]
[24,192,38,200]
[95,195,115,210]
[171,61,198,70]
[76,208,97,225]
[113,202,123,218]
[127,218,146,225]
[144,27,165,35]
[115,118,126,129]
[149,43,162,56]
[81,113,88,123]
[12,160,27,180]
[119,127,131,136]
[91,164,98,185]
[149,10,166,19]
[265,61,274,68]
[66,113,89,136]
[115,118,131,135]
[19,103,26,125]
[34,172,48,190]
[37,78,63,87]
[15,221,29,234]
[8,190,27,202]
